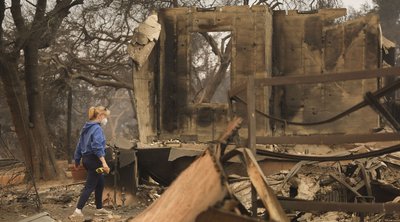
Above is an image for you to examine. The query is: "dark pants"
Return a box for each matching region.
[77,155,104,210]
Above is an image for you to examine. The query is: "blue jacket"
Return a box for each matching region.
[74,121,106,165]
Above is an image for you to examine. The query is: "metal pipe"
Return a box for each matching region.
[256,143,400,161]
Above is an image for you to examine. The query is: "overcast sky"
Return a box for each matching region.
[342,0,373,9]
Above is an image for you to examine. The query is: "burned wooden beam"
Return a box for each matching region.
[218,116,243,157]
[217,116,243,144]
[229,67,400,97]
[246,76,256,155]
[256,132,400,145]
[279,200,400,213]
[241,149,289,222]
[221,148,289,221]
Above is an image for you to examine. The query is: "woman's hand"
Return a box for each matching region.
[99,156,110,174]
[103,163,110,174]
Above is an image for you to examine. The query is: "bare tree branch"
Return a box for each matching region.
[72,73,133,90]
[81,25,128,44]
[220,34,231,54]
[200,32,221,59]
[101,41,128,62]
[123,0,134,34]
[32,0,46,23]
[8,0,84,52]
[195,39,232,103]
[51,54,132,90]
[10,0,25,32]
[25,0,37,8]
[161,0,179,7]
[9,0,31,55]
[38,0,84,48]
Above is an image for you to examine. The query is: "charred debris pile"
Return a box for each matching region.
[131,117,400,222]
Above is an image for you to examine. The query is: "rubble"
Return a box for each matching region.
[130,148,288,222]
[257,144,400,220]
[135,184,164,203]
[297,212,351,222]
[292,174,320,200]
[131,140,400,221]
[128,115,400,221]
[129,149,231,222]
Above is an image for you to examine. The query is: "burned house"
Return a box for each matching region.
[130,6,397,144]
[126,5,400,221]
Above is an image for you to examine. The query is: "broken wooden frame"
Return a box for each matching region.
[232,67,400,145]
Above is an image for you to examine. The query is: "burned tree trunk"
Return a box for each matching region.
[24,43,58,179]
[0,57,36,175]
[0,50,58,179]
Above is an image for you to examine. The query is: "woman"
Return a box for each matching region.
[69,106,112,220]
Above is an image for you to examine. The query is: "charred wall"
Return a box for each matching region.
[272,10,381,135]
[158,6,273,141]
